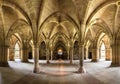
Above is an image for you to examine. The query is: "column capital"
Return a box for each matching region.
[79,42,84,46]
[33,42,39,48]
[23,43,29,49]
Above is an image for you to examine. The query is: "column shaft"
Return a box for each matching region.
[22,47,29,62]
[51,50,53,60]
[0,45,9,67]
[85,48,88,60]
[33,46,39,73]
[46,48,50,63]
[111,39,120,66]
[70,47,73,64]
[78,45,86,73]
[91,48,99,62]
[9,48,14,61]
[106,48,111,61]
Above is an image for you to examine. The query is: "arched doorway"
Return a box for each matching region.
[14,42,21,61]
[97,33,112,61]
[100,42,106,60]
[9,34,22,61]
[57,48,63,59]
[53,41,68,60]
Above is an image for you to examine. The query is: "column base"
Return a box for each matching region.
[91,59,99,62]
[78,66,86,73]
[9,59,14,61]
[110,62,120,67]
[47,60,50,64]
[105,59,111,61]
[33,67,39,73]
[84,58,88,60]
[70,61,73,64]
[0,62,9,67]
[67,57,69,60]
[22,60,28,63]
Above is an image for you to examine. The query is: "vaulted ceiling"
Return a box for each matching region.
[0,0,120,46]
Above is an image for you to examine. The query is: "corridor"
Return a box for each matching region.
[0,60,120,84]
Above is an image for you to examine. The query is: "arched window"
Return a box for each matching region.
[14,42,20,60]
[100,43,106,59]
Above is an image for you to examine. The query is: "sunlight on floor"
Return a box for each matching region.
[4,60,120,84]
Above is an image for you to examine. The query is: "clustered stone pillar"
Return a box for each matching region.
[106,48,111,61]
[91,47,99,62]
[32,46,34,59]
[0,44,9,67]
[78,44,86,73]
[21,43,29,62]
[85,48,88,60]
[46,49,50,63]
[67,47,70,60]
[46,44,50,63]
[51,50,53,60]
[111,39,120,66]
[9,48,14,61]
[70,47,73,64]
[33,44,40,73]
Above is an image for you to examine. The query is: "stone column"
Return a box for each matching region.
[51,50,53,60]
[46,45,49,63]
[78,44,86,73]
[70,47,73,64]
[106,48,111,61]
[46,48,50,63]
[32,46,34,59]
[33,45,40,73]
[111,39,120,66]
[0,44,9,67]
[91,47,99,62]
[46,39,50,63]
[67,48,70,60]
[85,48,88,60]
[21,44,29,62]
[9,48,14,61]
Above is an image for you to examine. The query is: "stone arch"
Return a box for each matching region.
[38,11,80,42]
[53,41,68,60]
[2,0,31,25]
[9,34,22,61]
[14,41,21,61]
[50,32,69,46]
[96,32,112,61]
[39,11,79,31]
[6,19,31,39]
[86,1,117,25]
[85,18,112,42]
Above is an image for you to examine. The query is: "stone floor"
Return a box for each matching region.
[0,59,120,84]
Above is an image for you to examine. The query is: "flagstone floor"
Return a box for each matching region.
[0,60,120,84]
